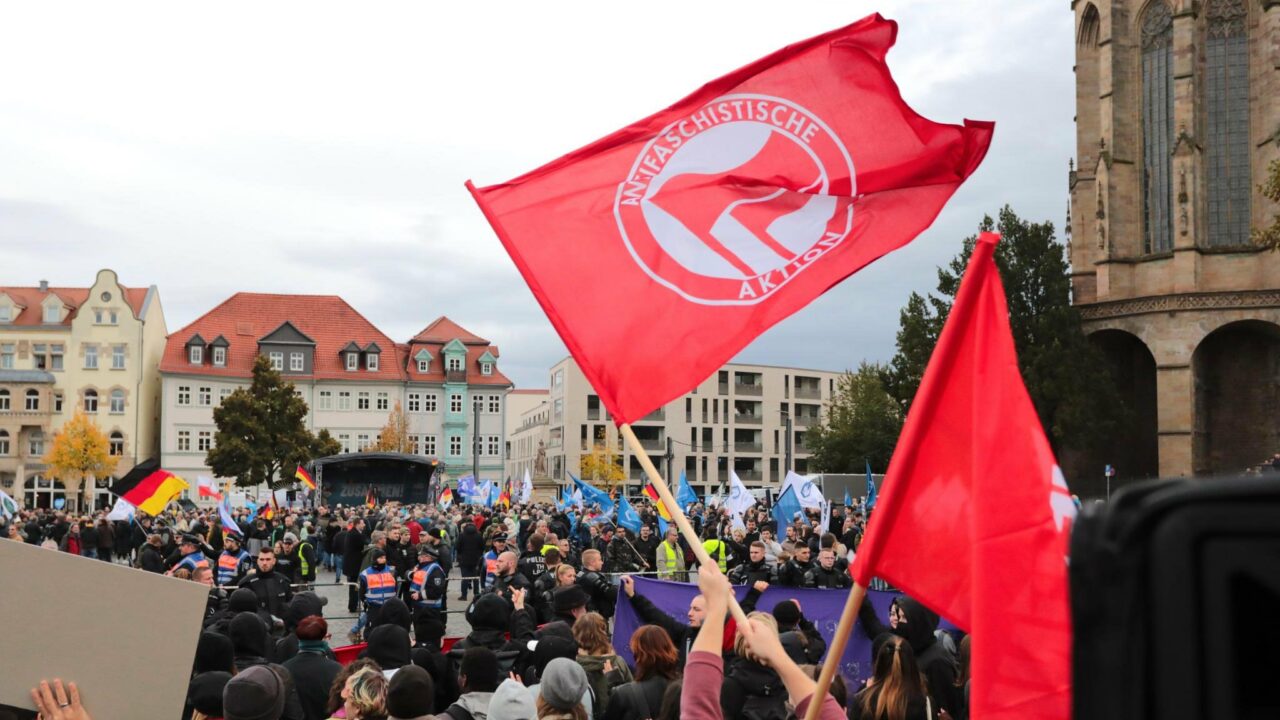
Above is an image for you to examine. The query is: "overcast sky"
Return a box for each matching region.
[0,1,1074,390]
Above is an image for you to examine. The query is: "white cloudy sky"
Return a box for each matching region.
[0,1,1074,389]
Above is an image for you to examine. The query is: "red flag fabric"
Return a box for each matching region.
[850,232,1075,720]
[468,14,992,424]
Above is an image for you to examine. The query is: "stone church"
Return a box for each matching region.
[1069,0,1280,483]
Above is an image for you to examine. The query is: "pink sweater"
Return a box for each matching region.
[680,651,845,720]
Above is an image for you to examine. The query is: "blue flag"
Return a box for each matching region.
[617,494,642,534]
[487,481,501,508]
[865,460,877,510]
[657,515,669,536]
[772,486,805,530]
[570,473,615,515]
[844,487,853,508]
[245,500,259,523]
[676,469,699,509]
[458,474,479,498]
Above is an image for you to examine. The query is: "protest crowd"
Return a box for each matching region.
[3,487,968,720]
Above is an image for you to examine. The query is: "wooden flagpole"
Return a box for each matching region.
[802,581,867,720]
[618,423,752,629]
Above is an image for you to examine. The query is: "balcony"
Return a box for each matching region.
[446,370,467,383]
[637,437,664,452]
[795,385,822,400]
[794,441,809,454]
[734,383,763,396]
[734,413,762,425]
[734,441,762,453]
[735,470,762,482]
[587,408,601,421]
[718,383,729,396]
[700,441,714,453]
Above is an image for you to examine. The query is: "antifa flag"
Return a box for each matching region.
[468,13,992,424]
[851,234,1076,720]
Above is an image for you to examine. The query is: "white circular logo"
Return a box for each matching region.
[615,93,856,305]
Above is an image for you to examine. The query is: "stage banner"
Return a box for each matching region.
[612,576,953,688]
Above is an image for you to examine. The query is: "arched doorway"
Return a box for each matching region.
[24,475,66,510]
[1193,320,1280,475]
[1088,329,1159,489]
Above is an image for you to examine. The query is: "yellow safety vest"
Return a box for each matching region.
[702,539,727,572]
[658,541,680,575]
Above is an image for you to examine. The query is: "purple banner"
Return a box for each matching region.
[612,577,940,689]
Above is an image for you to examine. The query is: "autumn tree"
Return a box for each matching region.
[43,411,118,511]
[580,441,626,491]
[806,363,904,473]
[207,355,330,488]
[1253,159,1280,251]
[369,401,411,453]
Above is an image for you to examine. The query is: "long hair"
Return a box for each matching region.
[343,666,388,719]
[536,694,590,720]
[858,636,927,720]
[572,612,613,655]
[656,679,683,720]
[630,625,679,681]
[733,612,778,664]
[327,658,380,715]
[955,634,971,688]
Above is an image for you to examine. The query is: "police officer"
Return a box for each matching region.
[238,545,293,623]
[729,541,776,586]
[353,547,397,642]
[216,533,252,587]
[482,535,507,588]
[803,548,851,589]
[169,534,210,576]
[406,544,447,617]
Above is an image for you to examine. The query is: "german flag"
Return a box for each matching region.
[439,487,454,508]
[109,459,189,517]
[295,465,316,490]
[498,487,511,509]
[643,483,672,521]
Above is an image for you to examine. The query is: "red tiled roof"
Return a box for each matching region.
[412,316,490,345]
[509,389,549,395]
[160,293,404,380]
[0,285,149,327]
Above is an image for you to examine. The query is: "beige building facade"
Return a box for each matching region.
[544,357,840,497]
[1069,0,1280,483]
[0,270,166,512]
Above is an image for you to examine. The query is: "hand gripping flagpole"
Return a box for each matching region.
[619,424,752,630]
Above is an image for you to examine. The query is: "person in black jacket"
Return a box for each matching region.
[140,533,167,573]
[619,576,764,665]
[776,544,813,587]
[239,546,294,623]
[804,548,852,589]
[454,522,485,601]
[728,541,776,585]
[576,549,615,620]
[771,598,826,665]
[858,594,960,718]
[342,518,367,612]
[281,615,340,720]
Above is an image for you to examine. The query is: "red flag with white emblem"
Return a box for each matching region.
[467,13,992,424]
[851,232,1075,720]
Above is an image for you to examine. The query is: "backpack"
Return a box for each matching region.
[730,676,787,720]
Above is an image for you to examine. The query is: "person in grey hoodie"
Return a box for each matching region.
[487,678,536,720]
[438,646,499,720]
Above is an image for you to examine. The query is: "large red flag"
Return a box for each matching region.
[468,14,993,424]
[851,232,1075,720]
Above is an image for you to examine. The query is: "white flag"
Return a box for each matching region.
[107,496,137,521]
[521,468,533,503]
[0,488,18,517]
[725,471,757,516]
[781,471,825,510]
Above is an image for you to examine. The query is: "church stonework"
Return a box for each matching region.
[1070,0,1280,480]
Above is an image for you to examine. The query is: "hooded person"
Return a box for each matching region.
[275,592,331,663]
[229,612,272,670]
[193,631,237,676]
[772,599,827,666]
[386,665,436,720]
[487,678,536,720]
[858,595,960,717]
[281,616,341,720]
[440,646,500,720]
[188,670,232,720]
[207,587,272,636]
[410,610,456,713]
[363,624,412,678]
[374,597,414,633]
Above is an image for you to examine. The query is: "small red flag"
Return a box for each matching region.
[468,14,992,424]
[851,233,1075,720]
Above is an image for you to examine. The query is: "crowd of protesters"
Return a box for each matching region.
[7,492,969,720]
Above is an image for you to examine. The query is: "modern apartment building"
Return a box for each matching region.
[0,270,167,511]
[544,356,842,496]
[159,294,512,495]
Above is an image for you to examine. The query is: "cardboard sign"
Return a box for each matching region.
[0,540,209,718]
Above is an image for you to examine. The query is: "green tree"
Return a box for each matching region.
[312,429,342,459]
[207,355,328,488]
[1253,158,1280,251]
[886,206,1125,459]
[44,411,118,511]
[806,363,903,473]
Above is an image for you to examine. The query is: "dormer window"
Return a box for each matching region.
[447,356,463,372]
[189,346,203,364]
[367,354,379,371]
[346,352,358,371]
[418,359,429,372]
[413,348,433,373]
[481,362,493,375]
[212,347,226,366]
[0,306,9,323]
[43,305,60,323]
[478,350,497,376]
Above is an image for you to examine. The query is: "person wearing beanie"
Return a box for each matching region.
[188,670,232,720]
[440,646,500,720]
[385,665,435,720]
[405,543,447,615]
[363,624,412,678]
[223,665,287,720]
[550,585,590,625]
[281,616,341,720]
[523,635,593,718]
[537,658,589,719]
[193,631,236,676]
[229,612,272,670]
[487,678,535,720]
[771,598,826,665]
[410,610,456,713]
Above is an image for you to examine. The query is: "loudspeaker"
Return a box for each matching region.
[1070,475,1280,720]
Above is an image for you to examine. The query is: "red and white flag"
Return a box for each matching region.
[851,233,1075,720]
[468,14,992,424]
[196,475,222,502]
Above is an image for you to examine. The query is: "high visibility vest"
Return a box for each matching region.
[175,552,209,575]
[217,550,248,585]
[298,542,313,579]
[361,567,397,605]
[409,562,444,609]
[658,541,680,575]
[483,551,499,586]
[702,540,727,573]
